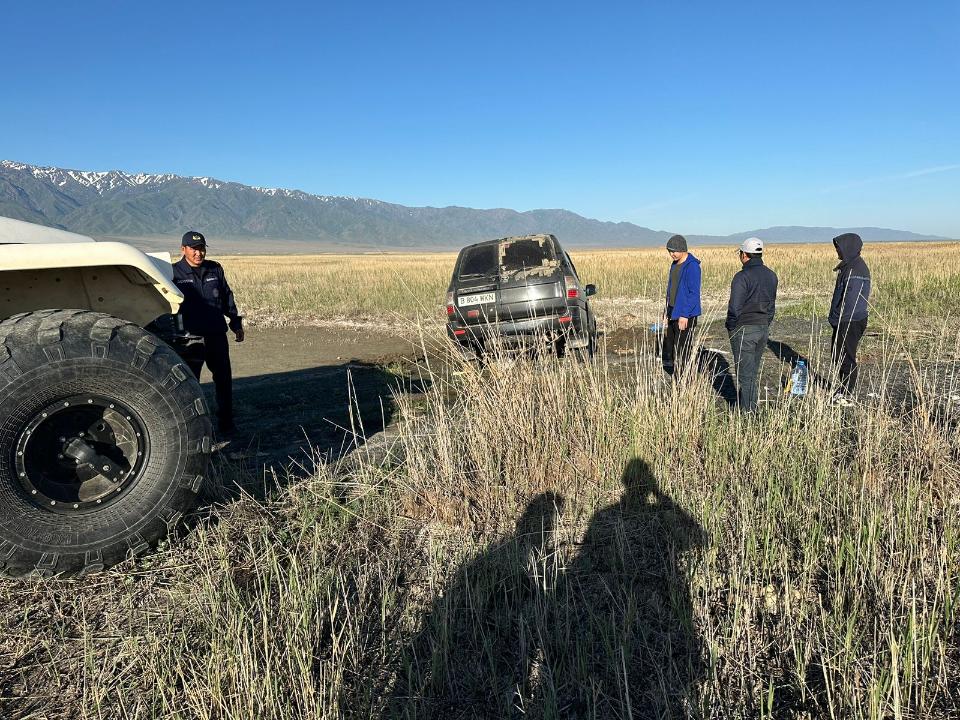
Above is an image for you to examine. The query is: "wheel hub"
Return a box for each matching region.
[14,395,149,512]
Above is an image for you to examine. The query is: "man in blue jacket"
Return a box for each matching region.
[726,237,778,412]
[828,232,871,406]
[173,231,244,433]
[662,234,702,380]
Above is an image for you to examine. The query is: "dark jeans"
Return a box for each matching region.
[730,324,769,411]
[831,319,867,395]
[183,333,234,423]
[663,314,698,379]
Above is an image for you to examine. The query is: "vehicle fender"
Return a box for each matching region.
[0,242,183,326]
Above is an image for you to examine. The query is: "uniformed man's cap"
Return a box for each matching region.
[181,231,206,248]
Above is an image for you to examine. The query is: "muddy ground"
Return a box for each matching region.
[201,319,959,491]
[607,316,960,409]
[199,326,427,491]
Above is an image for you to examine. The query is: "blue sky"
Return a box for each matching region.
[3,1,958,236]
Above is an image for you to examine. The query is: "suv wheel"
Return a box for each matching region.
[573,330,596,363]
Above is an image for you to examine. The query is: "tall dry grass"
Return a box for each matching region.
[2,242,959,717]
[221,242,960,330]
[2,323,957,719]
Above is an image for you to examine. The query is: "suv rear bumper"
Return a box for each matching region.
[447,309,590,355]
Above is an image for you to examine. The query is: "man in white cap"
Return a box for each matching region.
[725,237,778,411]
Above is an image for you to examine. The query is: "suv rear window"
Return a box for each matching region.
[500,237,556,272]
[459,244,498,278]
[457,237,560,279]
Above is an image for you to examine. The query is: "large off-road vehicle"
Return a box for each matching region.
[0,216,211,576]
[446,234,598,360]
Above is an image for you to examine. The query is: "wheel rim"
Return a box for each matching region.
[13,395,150,513]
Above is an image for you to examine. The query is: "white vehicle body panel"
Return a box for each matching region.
[0,216,182,326]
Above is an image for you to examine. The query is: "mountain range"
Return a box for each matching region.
[0,160,948,249]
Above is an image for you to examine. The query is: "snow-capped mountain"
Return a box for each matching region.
[0,160,353,201]
[0,160,676,246]
[0,160,947,247]
[1,160,180,192]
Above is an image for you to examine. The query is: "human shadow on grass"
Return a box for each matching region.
[767,339,833,394]
[381,491,566,719]
[657,333,735,407]
[201,361,430,501]
[697,347,738,406]
[380,459,707,719]
[543,458,707,718]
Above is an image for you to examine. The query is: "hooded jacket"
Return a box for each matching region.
[725,256,778,332]
[829,233,871,325]
[665,253,702,320]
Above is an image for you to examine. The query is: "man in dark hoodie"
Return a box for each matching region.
[726,237,778,412]
[829,232,871,405]
[662,234,702,380]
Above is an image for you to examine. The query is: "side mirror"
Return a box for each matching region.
[584,284,597,297]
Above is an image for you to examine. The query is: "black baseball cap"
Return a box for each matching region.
[181,231,206,248]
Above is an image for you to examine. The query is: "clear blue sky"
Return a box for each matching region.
[3,1,958,236]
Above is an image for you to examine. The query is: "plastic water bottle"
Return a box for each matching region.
[790,360,808,397]
[649,321,664,332]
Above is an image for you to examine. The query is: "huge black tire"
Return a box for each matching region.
[0,310,212,577]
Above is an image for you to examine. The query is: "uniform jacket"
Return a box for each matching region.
[725,257,778,332]
[173,258,242,336]
[665,253,702,320]
[829,234,871,326]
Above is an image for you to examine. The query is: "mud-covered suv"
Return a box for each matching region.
[446,234,597,359]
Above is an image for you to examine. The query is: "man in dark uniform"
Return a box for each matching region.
[173,231,244,433]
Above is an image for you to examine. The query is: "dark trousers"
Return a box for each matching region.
[831,319,867,395]
[663,314,698,379]
[730,324,769,412]
[184,333,233,422]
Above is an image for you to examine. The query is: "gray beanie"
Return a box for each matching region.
[666,234,688,252]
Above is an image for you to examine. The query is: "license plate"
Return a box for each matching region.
[457,292,496,307]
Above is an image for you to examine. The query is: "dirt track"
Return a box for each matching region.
[197,326,425,478]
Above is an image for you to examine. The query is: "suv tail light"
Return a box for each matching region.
[565,275,580,299]
[446,291,455,317]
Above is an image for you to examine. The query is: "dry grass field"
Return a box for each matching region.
[1,242,959,719]
[222,242,960,332]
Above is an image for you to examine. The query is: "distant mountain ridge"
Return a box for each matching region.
[0,160,947,247]
[692,226,947,245]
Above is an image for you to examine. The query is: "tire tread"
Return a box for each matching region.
[0,309,212,577]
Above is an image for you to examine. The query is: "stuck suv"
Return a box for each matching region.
[446,234,597,359]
